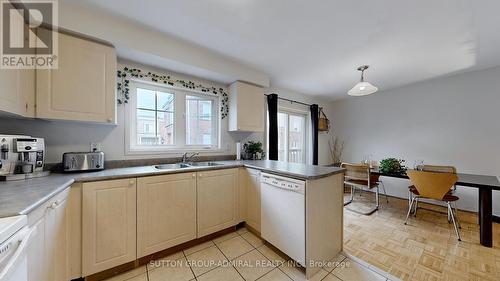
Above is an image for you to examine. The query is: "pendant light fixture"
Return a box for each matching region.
[348,65,378,96]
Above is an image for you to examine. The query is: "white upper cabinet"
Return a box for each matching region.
[0,68,35,117]
[228,81,265,132]
[36,32,117,124]
[0,3,35,117]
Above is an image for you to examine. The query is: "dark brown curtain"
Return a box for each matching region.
[310,104,319,165]
[267,94,278,160]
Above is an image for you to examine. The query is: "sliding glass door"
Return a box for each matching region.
[277,110,307,163]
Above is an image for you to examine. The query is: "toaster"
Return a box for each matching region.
[62,151,105,172]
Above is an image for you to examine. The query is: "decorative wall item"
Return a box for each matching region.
[117,66,229,118]
[318,107,330,132]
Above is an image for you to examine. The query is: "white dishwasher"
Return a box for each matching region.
[260,173,306,266]
[0,215,34,281]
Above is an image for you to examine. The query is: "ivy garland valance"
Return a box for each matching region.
[117,66,229,119]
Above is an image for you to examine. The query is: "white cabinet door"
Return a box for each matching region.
[137,173,197,257]
[0,7,35,117]
[245,168,261,232]
[228,81,265,132]
[27,187,70,281]
[45,191,69,281]
[36,32,116,123]
[197,169,238,237]
[0,68,35,117]
[27,217,48,281]
[82,179,137,276]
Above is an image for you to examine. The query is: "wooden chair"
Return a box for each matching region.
[341,163,384,215]
[410,165,459,221]
[405,170,461,240]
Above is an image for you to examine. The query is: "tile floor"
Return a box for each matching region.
[104,227,397,281]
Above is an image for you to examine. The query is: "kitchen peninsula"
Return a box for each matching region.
[0,160,345,280]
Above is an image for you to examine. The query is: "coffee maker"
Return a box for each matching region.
[0,134,49,181]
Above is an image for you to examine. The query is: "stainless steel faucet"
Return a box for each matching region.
[181,152,199,163]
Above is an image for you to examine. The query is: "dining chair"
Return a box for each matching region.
[341,163,384,215]
[411,164,459,223]
[404,170,461,240]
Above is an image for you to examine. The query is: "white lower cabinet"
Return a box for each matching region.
[27,216,47,281]
[25,168,256,279]
[245,168,261,232]
[197,168,238,237]
[137,173,197,257]
[82,179,137,276]
[27,187,70,281]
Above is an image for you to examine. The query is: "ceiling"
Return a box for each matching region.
[70,0,500,100]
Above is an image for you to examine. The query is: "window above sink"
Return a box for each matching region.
[125,81,222,154]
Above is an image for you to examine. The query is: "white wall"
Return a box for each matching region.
[330,66,500,215]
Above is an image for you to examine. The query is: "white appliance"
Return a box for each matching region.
[260,173,306,266]
[0,215,34,281]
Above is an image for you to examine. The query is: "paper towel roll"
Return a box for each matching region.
[236,142,241,160]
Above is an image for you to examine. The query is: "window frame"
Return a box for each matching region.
[125,80,222,155]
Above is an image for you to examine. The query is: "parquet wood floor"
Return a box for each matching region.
[343,192,500,281]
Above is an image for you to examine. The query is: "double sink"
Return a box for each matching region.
[154,162,224,170]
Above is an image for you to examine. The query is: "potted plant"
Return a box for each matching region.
[379,158,406,174]
[243,141,264,160]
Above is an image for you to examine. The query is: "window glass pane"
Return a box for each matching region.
[288,114,305,163]
[157,111,174,145]
[136,109,156,145]
[277,112,287,161]
[136,88,175,146]
[157,91,175,112]
[137,88,155,109]
[200,101,212,120]
[186,95,214,145]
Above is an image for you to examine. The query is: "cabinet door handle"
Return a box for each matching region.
[192,174,196,178]
[199,174,202,178]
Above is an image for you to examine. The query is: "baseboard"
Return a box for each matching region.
[493,215,500,223]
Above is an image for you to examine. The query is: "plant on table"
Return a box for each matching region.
[379,158,406,174]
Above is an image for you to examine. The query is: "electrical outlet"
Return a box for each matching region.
[90,142,102,152]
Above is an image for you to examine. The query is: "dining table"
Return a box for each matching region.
[371,168,500,247]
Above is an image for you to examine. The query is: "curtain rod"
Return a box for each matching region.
[264,94,312,107]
